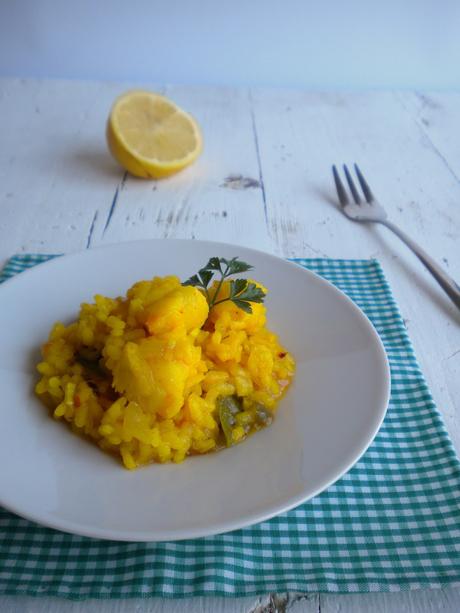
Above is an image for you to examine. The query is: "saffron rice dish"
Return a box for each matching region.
[35,261,295,469]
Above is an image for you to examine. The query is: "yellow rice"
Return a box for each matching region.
[35,275,295,468]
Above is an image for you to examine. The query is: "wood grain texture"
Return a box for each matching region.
[0,594,321,612]
[321,587,460,612]
[0,595,262,613]
[0,78,459,613]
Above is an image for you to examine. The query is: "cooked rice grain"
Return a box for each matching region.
[35,276,295,468]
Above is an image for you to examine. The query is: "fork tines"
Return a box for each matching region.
[332,164,374,205]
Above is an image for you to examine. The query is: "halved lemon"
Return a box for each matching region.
[107,90,202,179]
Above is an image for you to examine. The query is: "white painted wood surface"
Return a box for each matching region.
[0,78,459,612]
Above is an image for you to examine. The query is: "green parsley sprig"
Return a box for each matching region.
[183,257,266,314]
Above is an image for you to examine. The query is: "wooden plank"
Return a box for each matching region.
[397,92,460,181]
[0,78,118,265]
[321,587,460,613]
[0,594,319,612]
[0,78,161,266]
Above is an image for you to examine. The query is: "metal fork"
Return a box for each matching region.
[332,164,460,310]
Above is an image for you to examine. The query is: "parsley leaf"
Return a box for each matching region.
[204,257,222,272]
[222,258,253,275]
[198,268,213,287]
[232,281,265,303]
[232,299,253,314]
[183,274,200,287]
[183,256,266,315]
[229,278,248,298]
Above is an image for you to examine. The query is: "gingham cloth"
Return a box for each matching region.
[0,254,459,599]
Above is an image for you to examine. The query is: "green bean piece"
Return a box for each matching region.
[217,395,241,447]
[254,403,273,426]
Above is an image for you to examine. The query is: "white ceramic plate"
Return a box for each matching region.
[0,239,390,541]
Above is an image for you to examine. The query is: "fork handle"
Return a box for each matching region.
[380,220,460,310]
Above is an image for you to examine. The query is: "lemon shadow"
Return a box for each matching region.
[65,147,123,182]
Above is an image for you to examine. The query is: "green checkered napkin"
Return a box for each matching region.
[1,254,459,599]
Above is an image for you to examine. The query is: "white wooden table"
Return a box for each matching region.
[0,78,459,612]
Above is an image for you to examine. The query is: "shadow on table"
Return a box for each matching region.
[313,186,340,210]
[367,225,460,323]
[65,147,123,182]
